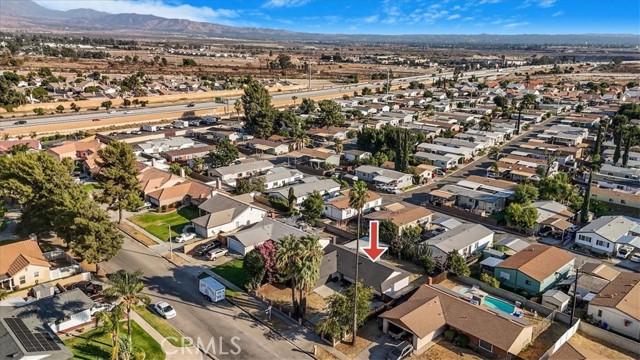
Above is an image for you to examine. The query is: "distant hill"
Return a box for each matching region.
[1,0,637,45]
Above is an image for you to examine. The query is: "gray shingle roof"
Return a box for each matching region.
[578,216,640,242]
[228,217,307,248]
[424,223,493,259]
[192,193,251,228]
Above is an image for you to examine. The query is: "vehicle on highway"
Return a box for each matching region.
[109,110,117,114]
[174,232,196,243]
[207,248,228,260]
[617,245,634,259]
[387,341,413,360]
[194,241,221,256]
[14,120,27,125]
[630,253,640,263]
[124,110,132,114]
[189,120,201,126]
[153,301,177,319]
[187,102,195,107]
[92,118,101,122]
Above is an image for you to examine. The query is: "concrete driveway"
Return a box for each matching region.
[355,335,400,360]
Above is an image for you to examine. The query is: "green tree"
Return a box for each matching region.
[234,99,242,120]
[242,79,276,138]
[101,100,113,110]
[95,141,143,224]
[505,203,538,232]
[301,191,323,226]
[209,140,239,168]
[93,303,126,360]
[104,270,150,341]
[493,95,508,108]
[31,86,49,100]
[287,187,297,215]
[168,163,182,175]
[420,249,437,275]
[446,251,470,276]
[193,157,205,172]
[316,282,373,341]
[299,98,316,114]
[622,126,639,167]
[243,249,266,291]
[123,98,131,107]
[379,219,399,245]
[55,104,64,113]
[513,183,539,205]
[480,273,500,288]
[361,87,372,95]
[317,100,346,128]
[538,173,576,205]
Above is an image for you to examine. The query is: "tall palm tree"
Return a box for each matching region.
[479,118,492,132]
[348,180,368,345]
[296,235,324,319]
[104,270,149,340]
[334,138,343,155]
[276,235,303,317]
[292,95,298,108]
[93,303,126,360]
[488,146,502,160]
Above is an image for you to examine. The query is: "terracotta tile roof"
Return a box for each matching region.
[0,240,50,276]
[496,244,574,282]
[381,285,532,353]
[589,272,640,321]
[137,167,181,194]
[147,180,213,202]
[48,136,102,157]
[0,140,40,153]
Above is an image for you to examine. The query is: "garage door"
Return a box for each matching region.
[227,238,246,255]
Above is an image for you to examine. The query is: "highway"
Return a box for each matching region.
[1,65,553,131]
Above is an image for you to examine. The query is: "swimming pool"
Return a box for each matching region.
[483,296,516,314]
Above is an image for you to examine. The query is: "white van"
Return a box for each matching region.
[199,277,225,302]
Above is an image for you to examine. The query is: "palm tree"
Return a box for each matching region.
[296,235,324,319]
[104,270,149,340]
[93,303,126,360]
[488,146,502,160]
[490,162,501,177]
[287,187,297,215]
[334,138,343,155]
[348,180,368,345]
[479,118,492,132]
[0,289,9,300]
[193,157,205,173]
[234,99,242,120]
[291,95,298,108]
[276,235,303,317]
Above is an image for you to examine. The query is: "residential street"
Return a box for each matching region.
[102,236,312,360]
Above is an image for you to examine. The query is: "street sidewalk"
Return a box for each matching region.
[130,311,204,360]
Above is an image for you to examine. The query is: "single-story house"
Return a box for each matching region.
[208,160,274,185]
[47,136,104,161]
[245,139,290,155]
[494,244,575,295]
[267,177,341,205]
[422,224,494,264]
[587,272,640,340]
[530,200,575,235]
[414,164,437,184]
[261,167,304,190]
[343,149,372,163]
[438,184,507,213]
[413,152,460,169]
[575,215,640,256]
[161,145,215,163]
[146,180,213,207]
[0,240,52,290]
[380,285,534,356]
[364,203,433,235]
[354,165,413,191]
[191,192,267,238]
[317,243,411,299]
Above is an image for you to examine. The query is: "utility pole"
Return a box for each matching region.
[308,63,311,89]
[386,67,391,95]
[569,262,582,327]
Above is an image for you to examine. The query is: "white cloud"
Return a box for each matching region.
[462,16,474,21]
[35,0,238,23]
[362,15,379,23]
[452,5,462,10]
[263,0,311,8]
[447,14,461,20]
[504,22,529,28]
[551,11,564,17]
[479,0,502,4]
[538,0,556,8]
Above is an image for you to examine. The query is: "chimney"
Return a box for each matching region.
[215,178,222,190]
[210,190,218,198]
[151,158,157,168]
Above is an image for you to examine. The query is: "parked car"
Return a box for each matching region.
[207,248,228,260]
[434,168,446,176]
[194,241,221,256]
[67,281,103,295]
[174,232,196,243]
[387,341,413,360]
[617,245,634,259]
[153,301,177,319]
[630,253,640,263]
[135,202,152,212]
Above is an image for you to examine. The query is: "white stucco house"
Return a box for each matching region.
[587,272,640,340]
[191,192,267,238]
[575,216,640,256]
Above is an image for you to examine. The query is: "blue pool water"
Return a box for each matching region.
[483,296,516,314]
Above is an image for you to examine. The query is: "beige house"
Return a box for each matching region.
[0,240,51,290]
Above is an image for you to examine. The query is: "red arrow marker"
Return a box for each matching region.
[362,220,387,262]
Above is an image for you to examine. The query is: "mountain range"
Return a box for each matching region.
[1,0,637,45]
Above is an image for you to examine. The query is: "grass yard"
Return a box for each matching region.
[129,206,199,241]
[212,259,247,290]
[82,183,100,191]
[64,320,165,360]
[134,306,191,347]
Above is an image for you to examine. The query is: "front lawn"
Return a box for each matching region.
[134,306,191,347]
[129,206,199,241]
[212,259,247,290]
[64,320,165,360]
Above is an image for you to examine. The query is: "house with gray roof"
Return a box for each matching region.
[575,215,640,256]
[191,192,267,238]
[421,223,494,264]
[438,184,507,213]
[317,243,411,299]
[354,165,413,191]
[226,217,328,255]
[261,167,303,190]
[267,177,340,205]
[207,160,274,186]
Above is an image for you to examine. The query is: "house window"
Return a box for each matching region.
[19,276,26,285]
[525,280,531,285]
[499,271,510,280]
[595,240,608,248]
[34,271,39,278]
[597,310,602,317]
[478,339,493,352]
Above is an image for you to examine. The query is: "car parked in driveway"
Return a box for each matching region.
[66,281,103,295]
[207,248,228,260]
[617,245,634,259]
[174,232,196,243]
[630,252,640,263]
[387,341,413,360]
[153,301,177,319]
[194,241,221,256]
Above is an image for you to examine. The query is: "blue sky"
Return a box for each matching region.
[37,0,640,34]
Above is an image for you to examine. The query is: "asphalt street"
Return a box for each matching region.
[102,236,311,360]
